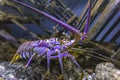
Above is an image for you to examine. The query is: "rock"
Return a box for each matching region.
[0,61,41,80]
[94,62,120,80]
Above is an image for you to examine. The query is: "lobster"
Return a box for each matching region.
[10,37,81,74]
[10,0,91,78]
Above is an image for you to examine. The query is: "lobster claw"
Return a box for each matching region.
[10,54,20,64]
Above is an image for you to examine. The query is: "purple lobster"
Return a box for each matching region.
[10,37,80,74]
[10,0,91,77]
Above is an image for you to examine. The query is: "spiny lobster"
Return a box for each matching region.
[10,0,91,77]
[11,37,80,73]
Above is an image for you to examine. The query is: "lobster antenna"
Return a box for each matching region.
[81,0,91,40]
[10,0,82,37]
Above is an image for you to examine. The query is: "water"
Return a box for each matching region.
[61,0,88,16]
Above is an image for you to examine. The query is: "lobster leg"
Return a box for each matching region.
[61,53,81,69]
[25,47,50,67]
[57,51,64,79]
[68,54,80,68]
[57,51,63,74]
[68,54,83,78]
[25,53,36,68]
[47,52,81,70]
[46,49,51,74]
[49,48,64,73]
